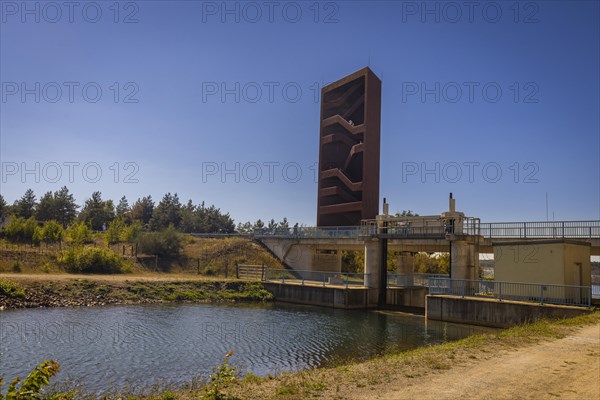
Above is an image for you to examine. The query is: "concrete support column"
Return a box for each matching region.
[364,239,382,305]
[397,251,415,286]
[450,240,478,281]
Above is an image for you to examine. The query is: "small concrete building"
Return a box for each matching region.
[493,240,591,303]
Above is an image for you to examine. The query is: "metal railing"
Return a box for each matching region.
[361,218,447,238]
[592,284,600,299]
[253,226,360,239]
[263,268,368,288]
[387,273,449,288]
[429,278,592,307]
[476,221,600,239]
[192,220,600,240]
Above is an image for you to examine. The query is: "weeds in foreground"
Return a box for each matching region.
[204,351,239,400]
[0,279,25,298]
[0,360,60,399]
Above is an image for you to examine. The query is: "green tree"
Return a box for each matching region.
[130,195,154,227]
[149,193,182,231]
[41,220,64,244]
[395,210,419,217]
[116,196,131,222]
[199,204,235,233]
[105,218,125,245]
[236,221,252,233]
[4,216,39,243]
[65,221,93,245]
[36,191,56,222]
[13,189,37,219]
[413,252,449,274]
[79,191,115,231]
[0,194,7,223]
[341,250,364,273]
[253,219,265,230]
[179,199,198,233]
[136,225,182,257]
[122,221,142,242]
[35,187,78,227]
[53,186,78,227]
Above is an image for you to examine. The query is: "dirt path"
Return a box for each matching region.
[356,323,600,400]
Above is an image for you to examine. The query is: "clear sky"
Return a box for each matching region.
[1,0,599,225]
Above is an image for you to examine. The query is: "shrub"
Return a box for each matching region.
[204,352,238,400]
[3,216,38,243]
[0,280,25,298]
[204,266,218,276]
[41,220,64,244]
[65,221,93,245]
[12,259,22,273]
[57,246,125,274]
[136,226,182,257]
[0,360,60,400]
[122,221,142,242]
[105,218,125,245]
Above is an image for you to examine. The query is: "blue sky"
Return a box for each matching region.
[1,0,599,225]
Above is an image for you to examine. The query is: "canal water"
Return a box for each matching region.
[0,303,493,394]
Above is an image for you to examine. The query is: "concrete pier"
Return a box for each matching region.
[364,238,382,306]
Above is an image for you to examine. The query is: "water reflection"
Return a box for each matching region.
[0,303,494,393]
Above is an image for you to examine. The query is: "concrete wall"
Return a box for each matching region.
[263,282,375,309]
[259,239,342,272]
[426,295,590,328]
[386,287,428,308]
[563,243,591,286]
[450,239,478,280]
[494,240,591,302]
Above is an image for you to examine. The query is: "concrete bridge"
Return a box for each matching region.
[255,220,600,266]
[252,218,599,308]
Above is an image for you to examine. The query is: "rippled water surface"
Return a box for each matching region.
[0,303,493,393]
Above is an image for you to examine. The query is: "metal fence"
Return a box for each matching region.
[429,278,592,307]
[387,273,449,288]
[476,221,600,239]
[263,268,367,288]
[254,226,360,239]
[192,220,600,240]
[593,284,600,299]
[360,218,447,238]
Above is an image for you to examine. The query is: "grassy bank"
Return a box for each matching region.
[0,236,284,276]
[4,310,598,399]
[0,276,273,309]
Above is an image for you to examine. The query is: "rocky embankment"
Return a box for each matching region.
[0,278,273,310]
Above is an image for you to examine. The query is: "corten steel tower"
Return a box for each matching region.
[317,67,382,226]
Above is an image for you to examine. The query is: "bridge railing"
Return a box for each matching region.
[387,273,449,288]
[263,268,368,288]
[360,219,449,238]
[253,226,360,239]
[593,285,600,299]
[476,221,600,239]
[192,220,600,239]
[429,278,592,307]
